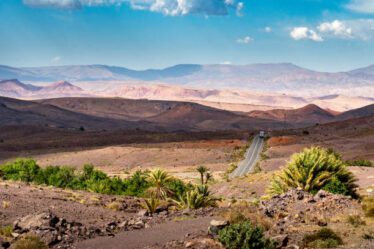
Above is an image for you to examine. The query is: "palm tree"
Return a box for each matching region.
[204,172,213,184]
[147,169,174,199]
[196,165,208,185]
[268,147,357,196]
[173,185,220,209]
[142,197,160,215]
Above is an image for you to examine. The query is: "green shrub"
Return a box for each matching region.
[346,159,373,167]
[302,228,343,248]
[0,159,149,196]
[0,158,203,200]
[268,147,357,197]
[1,159,41,182]
[322,177,350,195]
[174,185,220,209]
[12,235,48,249]
[218,221,276,249]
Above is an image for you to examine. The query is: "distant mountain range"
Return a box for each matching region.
[0,63,373,96]
[0,79,88,99]
[1,79,374,112]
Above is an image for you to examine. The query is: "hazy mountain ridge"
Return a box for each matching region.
[1,79,374,112]
[1,63,373,95]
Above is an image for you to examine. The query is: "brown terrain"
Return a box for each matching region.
[1,94,374,249]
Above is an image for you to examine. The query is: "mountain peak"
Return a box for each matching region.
[44,81,82,91]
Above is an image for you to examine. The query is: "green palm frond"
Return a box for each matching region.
[267,147,357,196]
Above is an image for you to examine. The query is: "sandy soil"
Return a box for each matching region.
[76,217,213,249]
[7,140,244,178]
[0,181,140,228]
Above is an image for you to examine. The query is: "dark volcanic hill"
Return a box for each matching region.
[335,104,374,121]
[0,97,155,131]
[38,97,287,131]
[247,104,336,125]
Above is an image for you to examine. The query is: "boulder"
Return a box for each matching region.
[13,212,55,232]
[208,220,229,237]
[137,209,148,217]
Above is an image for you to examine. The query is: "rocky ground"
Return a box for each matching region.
[1,180,373,249]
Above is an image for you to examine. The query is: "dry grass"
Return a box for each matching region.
[12,234,48,249]
[346,215,366,227]
[362,196,374,217]
[220,202,272,231]
[106,201,121,211]
[2,200,10,209]
[0,225,13,237]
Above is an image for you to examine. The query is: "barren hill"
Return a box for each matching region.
[248,104,336,125]
[0,97,154,131]
[38,97,286,131]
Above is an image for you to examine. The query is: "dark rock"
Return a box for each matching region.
[0,237,10,249]
[272,235,289,248]
[317,220,327,226]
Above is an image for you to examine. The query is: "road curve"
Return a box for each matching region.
[230,135,264,178]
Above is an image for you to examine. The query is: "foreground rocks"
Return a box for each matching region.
[261,189,361,227]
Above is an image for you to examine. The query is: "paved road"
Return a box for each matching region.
[230,135,265,178]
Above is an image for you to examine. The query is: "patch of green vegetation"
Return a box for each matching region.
[0,159,190,197]
[12,235,48,249]
[345,159,373,167]
[173,185,220,209]
[268,147,357,197]
[0,225,13,237]
[218,221,276,249]
[302,228,343,248]
[346,215,366,227]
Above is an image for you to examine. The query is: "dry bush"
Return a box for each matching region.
[12,235,48,249]
[221,203,272,231]
[2,201,10,209]
[362,196,374,217]
[346,215,366,227]
[106,201,121,211]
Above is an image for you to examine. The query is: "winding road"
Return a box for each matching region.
[230,135,265,178]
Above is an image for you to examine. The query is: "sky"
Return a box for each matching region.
[0,0,373,72]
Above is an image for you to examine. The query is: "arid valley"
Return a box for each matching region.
[1,1,374,248]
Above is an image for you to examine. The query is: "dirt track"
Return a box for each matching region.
[76,217,213,249]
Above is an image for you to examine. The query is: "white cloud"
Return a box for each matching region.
[51,56,62,63]
[220,61,232,65]
[23,0,243,16]
[317,20,353,38]
[290,27,323,42]
[236,2,244,16]
[264,26,272,33]
[346,0,374,14]
[237,36,253,44]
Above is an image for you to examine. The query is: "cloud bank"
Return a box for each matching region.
[346,0,374,14]
[291,19,374,41]
[23,0,244,16]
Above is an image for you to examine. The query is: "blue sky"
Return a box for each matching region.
[0,0,373,71]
